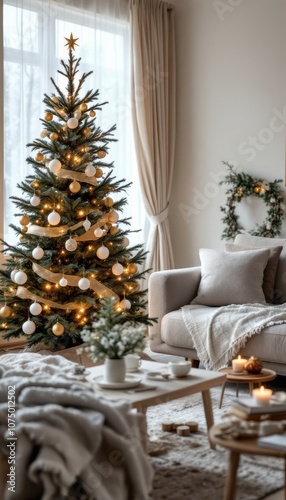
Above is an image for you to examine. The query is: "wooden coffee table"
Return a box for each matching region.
[218,367,277,408]
[86,360,226,449]
[209,423,286,500]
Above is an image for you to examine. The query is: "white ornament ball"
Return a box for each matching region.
[30,194,40,207]
[65,238,78,252]
[49,159,62,173]
[73,111,81,120]
[112,262,124,276]
[10,270,19,282]
[29,302,42,316]
[122,236,129,247]
[83,218,91,231]
[67,117,78,129]
[85,164,96,177]
[78,277,90,290]
[120,298,131,310]
[14,271,28,285]
[22,319,36,335]
[59,277,68,287]
[32,246,44,260]
[94,227,103,238]
[97,245,109,260]
[48,211,61,226]
[108,211,119,223]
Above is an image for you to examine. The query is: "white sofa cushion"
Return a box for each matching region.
[192,247,270,306]
[225,243,282,303]
[235,234,286,304]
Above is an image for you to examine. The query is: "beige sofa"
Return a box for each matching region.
[148,235,286,376]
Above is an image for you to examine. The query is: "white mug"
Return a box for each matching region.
[125,354,142,372]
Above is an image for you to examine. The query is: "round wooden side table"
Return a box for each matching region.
[218,367,277,409]
[209,423,286,500]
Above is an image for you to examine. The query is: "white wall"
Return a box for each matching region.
[170,0,286,268]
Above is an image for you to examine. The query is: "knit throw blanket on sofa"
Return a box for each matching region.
[0,353,153,500]
[182,303,286,371]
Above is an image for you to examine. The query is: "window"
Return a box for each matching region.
[3,0,143,246]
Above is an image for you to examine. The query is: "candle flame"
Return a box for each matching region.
[238,355,241,360]
[260,386,265,392]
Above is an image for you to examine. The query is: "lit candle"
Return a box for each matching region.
[252,386,273,405]
[232,355,247,373]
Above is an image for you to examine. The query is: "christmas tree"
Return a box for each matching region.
[0,34,153,350]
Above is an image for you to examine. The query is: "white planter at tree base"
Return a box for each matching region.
[104,358,126,383]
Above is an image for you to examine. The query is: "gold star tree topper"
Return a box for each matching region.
[64,33,79,51]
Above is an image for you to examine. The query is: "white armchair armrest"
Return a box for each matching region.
[148,267,201,351]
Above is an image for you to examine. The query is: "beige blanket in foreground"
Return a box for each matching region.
[0,353,153,500]
[182,303,286,371]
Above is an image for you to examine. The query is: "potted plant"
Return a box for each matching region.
[78,296,146,383]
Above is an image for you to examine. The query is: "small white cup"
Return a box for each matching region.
[124,354,142,372]
[168,361,191,377]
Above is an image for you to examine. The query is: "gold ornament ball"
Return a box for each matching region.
[52,322,65,336]
[31,181,40,189]
[69,181,81,193]
[104,197,114,208]
[89,110,96,117]
[35,152,44,162]
[244,356,263,374]
[80,103,88,112]
[19,214,30,226]
[22,226,28,233]
[45,112,53,121]
[95,168,103,178]
[0,305,12,318]
[83,127,91,137]
[50,133,58,141]
[109,225,118,235]
[128,263,138,274]
[91,198,97,205]
[104,222,112,230]
[97,150,106,159]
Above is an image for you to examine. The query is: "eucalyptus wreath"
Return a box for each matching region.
[220,162,284,240]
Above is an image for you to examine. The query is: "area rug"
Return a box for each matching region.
[146,384,284,500]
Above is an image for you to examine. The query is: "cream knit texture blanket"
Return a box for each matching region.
[182,303,286,371]
[0,353,153,500]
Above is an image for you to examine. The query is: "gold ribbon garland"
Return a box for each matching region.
[32,263,118,300]
[27,213,110,239]
[56,168,98,186]
[16,286,89,310]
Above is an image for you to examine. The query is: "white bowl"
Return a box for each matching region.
[168,361,192,377]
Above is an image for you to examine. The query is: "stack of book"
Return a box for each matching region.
[231,397,286,421]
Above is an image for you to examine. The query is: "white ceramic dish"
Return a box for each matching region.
[93,375,142,389]
[146,371,170,381]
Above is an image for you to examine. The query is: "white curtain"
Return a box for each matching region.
[130,0,176,272]
[2,0,143,246]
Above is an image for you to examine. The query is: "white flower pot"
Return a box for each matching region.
[104,358,126,383]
